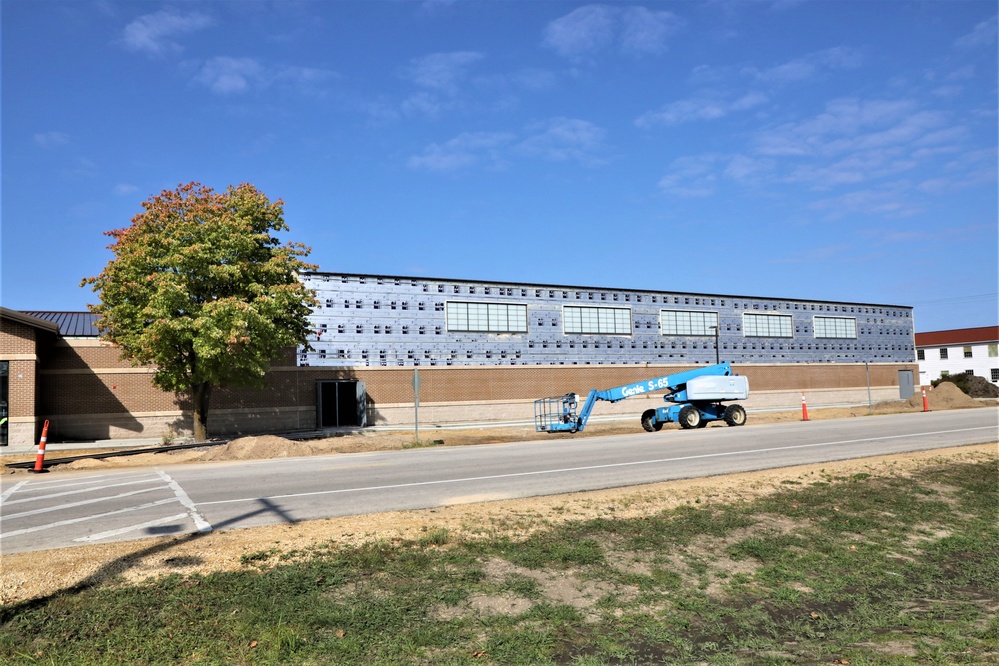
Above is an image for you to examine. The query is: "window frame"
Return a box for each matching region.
[660,309,719,337]
[743,312,794,338]
[813,316,858,339]
[562,305,632,336]
[444,301,529,334]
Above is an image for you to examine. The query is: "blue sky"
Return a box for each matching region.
[2,0,996,332]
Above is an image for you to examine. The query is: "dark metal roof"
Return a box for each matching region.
[21,311,99,337]
[0,308,60,333]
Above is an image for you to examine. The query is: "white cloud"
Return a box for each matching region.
[192,57,335,95]
[122,9,213,57]
[543,5,679,58]
[408,132,514,172]
[508,68,557,91]
[194,57,263,94]
[954,15,997,49]
[657,154,722,197]
[724,154,776,183]
[113,183,138,197]
[405,52,483,94]
[515,118,607,163]
[809,183,923,218]
[401,91,456,118]
[636,91,767,127]
[399,51,484,117]
[639,47,861,128]
[754,99,921,156]
[543,5,617,58]
[743,46,862,85]
[34,131,69,148]
[408,118,608,172]
[620,7,682,55]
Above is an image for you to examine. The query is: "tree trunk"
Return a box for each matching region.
[192,381,212,442]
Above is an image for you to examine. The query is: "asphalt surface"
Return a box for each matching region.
[1,408,996,554]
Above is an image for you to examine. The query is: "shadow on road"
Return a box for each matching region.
[0,497,299,622]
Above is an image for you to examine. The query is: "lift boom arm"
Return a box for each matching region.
[535,362,737,433]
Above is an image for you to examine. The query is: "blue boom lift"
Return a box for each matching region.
[534,362,749,433]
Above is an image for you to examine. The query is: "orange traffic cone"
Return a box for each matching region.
[801,393,810,421]
[921,387,930,412]
[31,420,51,473]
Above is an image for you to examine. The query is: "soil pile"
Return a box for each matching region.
[940,375,999,399]
[198,435,312,462]
[905,381,982,410]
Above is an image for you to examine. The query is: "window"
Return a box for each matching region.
[743,313,793,338]
[940,348,949,360]
[965,369,974,376]
[660,310,718,336]
[991,369,998,382]
[964,346,973,358]
[814,316,857,339]
[563,306,631,335]
[989,344,998,357]
[445,302,528,333]
[917,349,925,360]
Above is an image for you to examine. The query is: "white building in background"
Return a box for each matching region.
[914,326,999,387]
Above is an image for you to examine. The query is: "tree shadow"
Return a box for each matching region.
[0,497,300,622]
[39,342,145,440]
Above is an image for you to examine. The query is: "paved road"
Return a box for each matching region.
[2,409,996,554]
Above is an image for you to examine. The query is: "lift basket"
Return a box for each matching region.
[534,394,579,432]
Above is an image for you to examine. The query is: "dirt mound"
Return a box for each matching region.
[944,374,999,399]
[904,381,982,410]
[198,435,314,462]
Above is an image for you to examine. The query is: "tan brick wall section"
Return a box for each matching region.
[0,320,37,355]
[35,339,918,440]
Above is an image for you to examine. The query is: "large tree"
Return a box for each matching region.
[82,182,318,441]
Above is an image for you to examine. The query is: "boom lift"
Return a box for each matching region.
[534,362,749,434]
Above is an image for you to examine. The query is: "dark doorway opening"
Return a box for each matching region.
[316,380,367,428]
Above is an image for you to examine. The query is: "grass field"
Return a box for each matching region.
[1,454,996,665]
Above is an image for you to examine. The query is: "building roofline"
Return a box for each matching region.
[0,307,61,333]
[301,271,913,310]
[914,326,999,346]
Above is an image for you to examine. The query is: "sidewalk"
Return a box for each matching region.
[0,437,164,456]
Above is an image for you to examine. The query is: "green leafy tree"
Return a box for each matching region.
[82,182,318,441]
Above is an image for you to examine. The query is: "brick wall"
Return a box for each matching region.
[36,339,918,441]
[1,319,40,446]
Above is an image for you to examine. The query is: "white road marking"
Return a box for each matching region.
[15,474,120,490]
[198,426,996,507]
[1,486,166,520]
[0,497,181,539]
[3,476,164,505]
[74,513,190,542]
[0,481,27,504]
[157,470,212,533]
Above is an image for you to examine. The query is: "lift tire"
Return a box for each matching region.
[724,404,747,427]
[641,410,663,432]
[678,405,701,429]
